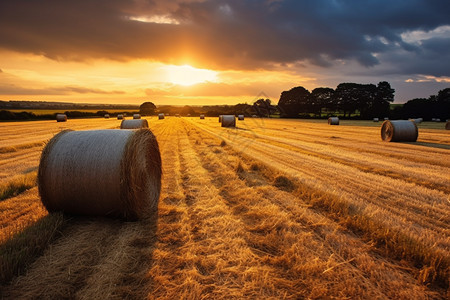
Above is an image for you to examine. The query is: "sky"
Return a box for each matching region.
[0,0,449,106]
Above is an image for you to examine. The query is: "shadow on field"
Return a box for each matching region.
[404,141,450,150]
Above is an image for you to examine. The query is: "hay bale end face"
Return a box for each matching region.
[328,117,339,125]
[133,114,141,119]
[120,119,149,129]
[221,115,236,127]
[158,113,165,120]
[238,114,244,120]
[56,114,67,122]
[219,115,223,123]
[381,120,418,142]
[117,114,124,120]
[200,115,205,119]
[38,129,162,220]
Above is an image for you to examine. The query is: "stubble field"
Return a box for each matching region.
[0,117,449,299]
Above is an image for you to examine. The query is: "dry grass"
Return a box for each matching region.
[0,171,37,201]
[0,117,448,299]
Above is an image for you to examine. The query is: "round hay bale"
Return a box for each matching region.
[384,117,389,120]
[219,115,223,123]
[117,114,124,120]
[158,113,165,120]
[104,114,110,119]
[409,118,422,124]
[221,115,236,127]
[434,118,441,122]
[328,117,339,125]
[381,120,418,142]
[56,114,67,122]
[373,118,379,122]
[120,119,149,129]
[238,114,244,120]
[445,121,450,130]
[133,114,141,119]
[38,129,161,220]
[200,115,205,119]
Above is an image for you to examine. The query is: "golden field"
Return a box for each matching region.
[0,117,449,299]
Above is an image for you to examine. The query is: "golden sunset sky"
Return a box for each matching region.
[0,0,449,105]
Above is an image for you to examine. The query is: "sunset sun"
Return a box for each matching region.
[162,64,218,86]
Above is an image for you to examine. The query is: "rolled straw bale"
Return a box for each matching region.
[120,119,149,129]
[381,120,418,142]
[328,117,339,125]
[117,114,124,120]
[434,118,441,122]
[200,115,205,119]
[238,114,244,120]
[445,121,450,130]
[104,114,110,119]
[56,114,67,122]
[219,115,223,123]
[38,129,161,220]
[158,113,165,120]
[409,118,422,124]
[221,115,236,127]
[373,118,379,122]
[384,117,389,120]
[133,114,141,119]
[252,115,258,118]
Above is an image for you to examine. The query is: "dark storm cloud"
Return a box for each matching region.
[0,0,449,74]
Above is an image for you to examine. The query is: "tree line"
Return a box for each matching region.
[276,82,450,120]
[277,81,394,119]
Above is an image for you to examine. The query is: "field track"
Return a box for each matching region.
[0,117,449,299]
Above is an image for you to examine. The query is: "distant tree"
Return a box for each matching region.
[253,98,276,117]
[401,98,430,120]
[140,102,156,115]
[371,81,394,118]
[278,86,310,118]
[180,105,196,116]
[434,88,450,120]
[309,87,334,117]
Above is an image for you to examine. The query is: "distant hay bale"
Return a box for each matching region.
[434,118,441,122]
[446,121,450,130]
[120,119,149,129]
[117,114,124,120]
[133,114,141,119]
[252,115,258,118]
[238,114,244,120]
[38,129,162,220]
[56,114,67,122]
[381,120,418,142]
[104,114,110,119]
[158,113,165,120]
[373,118,379,122]
[384,117,389,120]
[219,115,223,123]
[200,115,205,119]
[328,117,339,125]
[221,115,236,127]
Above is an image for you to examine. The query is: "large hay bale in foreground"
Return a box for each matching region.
[381,120,418,142]
[328,117,339,125]
[38,129,162,220]
[56,114,67,122]
[238,114,244,120]
[446,121,450,130]
[120,119,149,129]
[158,113,165,120]
[221,115,236,127]
[133,114,141,119]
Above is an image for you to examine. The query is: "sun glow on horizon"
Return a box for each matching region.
[162,64,218,86]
